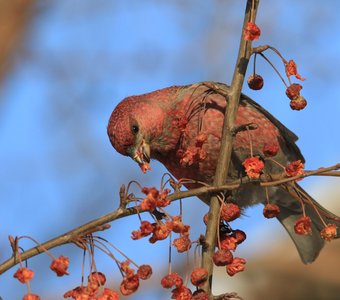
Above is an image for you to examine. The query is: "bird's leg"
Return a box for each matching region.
[219,221,233,235]
[151,209,167,221]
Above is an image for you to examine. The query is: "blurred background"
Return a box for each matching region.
[0,0,339,299]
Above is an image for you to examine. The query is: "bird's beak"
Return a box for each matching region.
[132,139,151,165]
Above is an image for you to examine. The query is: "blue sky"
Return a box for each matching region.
[0,1,339,299]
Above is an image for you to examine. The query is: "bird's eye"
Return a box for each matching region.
[131,125,139,135]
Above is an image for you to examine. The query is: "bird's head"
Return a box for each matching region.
[107,95,166,166]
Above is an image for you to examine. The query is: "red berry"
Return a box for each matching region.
[263,203,280,218]
[247,74,264,90]
[285,60,305,81]
[88,271,106,285]
[231,229,247,244]
[190,267,208,286]
[120,275,140,296]
[50,255,69,277]
[171,286,192,300]
[221,203,241,222]
[97,288,120,300]
[290,96,307,111]
[161,273,183,289]
[285,160,304,178]
[203,213,209,225]
[192,289,209,300]
[173,234,191,253]
[263,143,279,157]
[226,257,246,276]
[63,286,86,299]
[23,294,40,300]
[220,235,238,251]
[137,264,152,280]
[244,22,261,41]
[294,216,312,235]
[286,83,303,100]
[242,156,264,179]
[171,216,190,234]
[13,267,34,283]
[213,249,234,266]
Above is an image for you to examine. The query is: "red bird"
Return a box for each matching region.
[107,82,339,263]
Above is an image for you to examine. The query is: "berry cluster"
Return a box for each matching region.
[177,133,208,167]
[244,21,308,111]
[160,269,210,299]
[10,230,155,299]
[128,177,246,299]
[240,140,338,242]
[207,202,248,278]
[64,272,119,299]
[10,236,70,300]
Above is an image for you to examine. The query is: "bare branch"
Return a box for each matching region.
[201,0,260,296]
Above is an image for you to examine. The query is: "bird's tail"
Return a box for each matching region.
[274,183,340,264]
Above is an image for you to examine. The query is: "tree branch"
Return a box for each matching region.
[201,0,260,296]
[0,162,338,275]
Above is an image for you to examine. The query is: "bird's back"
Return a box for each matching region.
[156,82,304,195]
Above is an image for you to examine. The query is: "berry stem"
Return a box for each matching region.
[266,157,286,170]
[184,250,190,286]
[96,236,139,268]
[258,52,288,87]
[252,53,257,76]
[18,236,55,260]
[295,187,328,227]
[265,186,270,204]
[81,248,86,287]
[246,126,253,157]
[92,238,120,265]
[168,232,173,275]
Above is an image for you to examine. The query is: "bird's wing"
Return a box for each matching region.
[213,82,305,163]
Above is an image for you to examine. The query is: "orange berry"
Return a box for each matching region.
[13,267,34,283]
[50,255,69,277]
[242,156,264,179]
[320,224,337,241]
